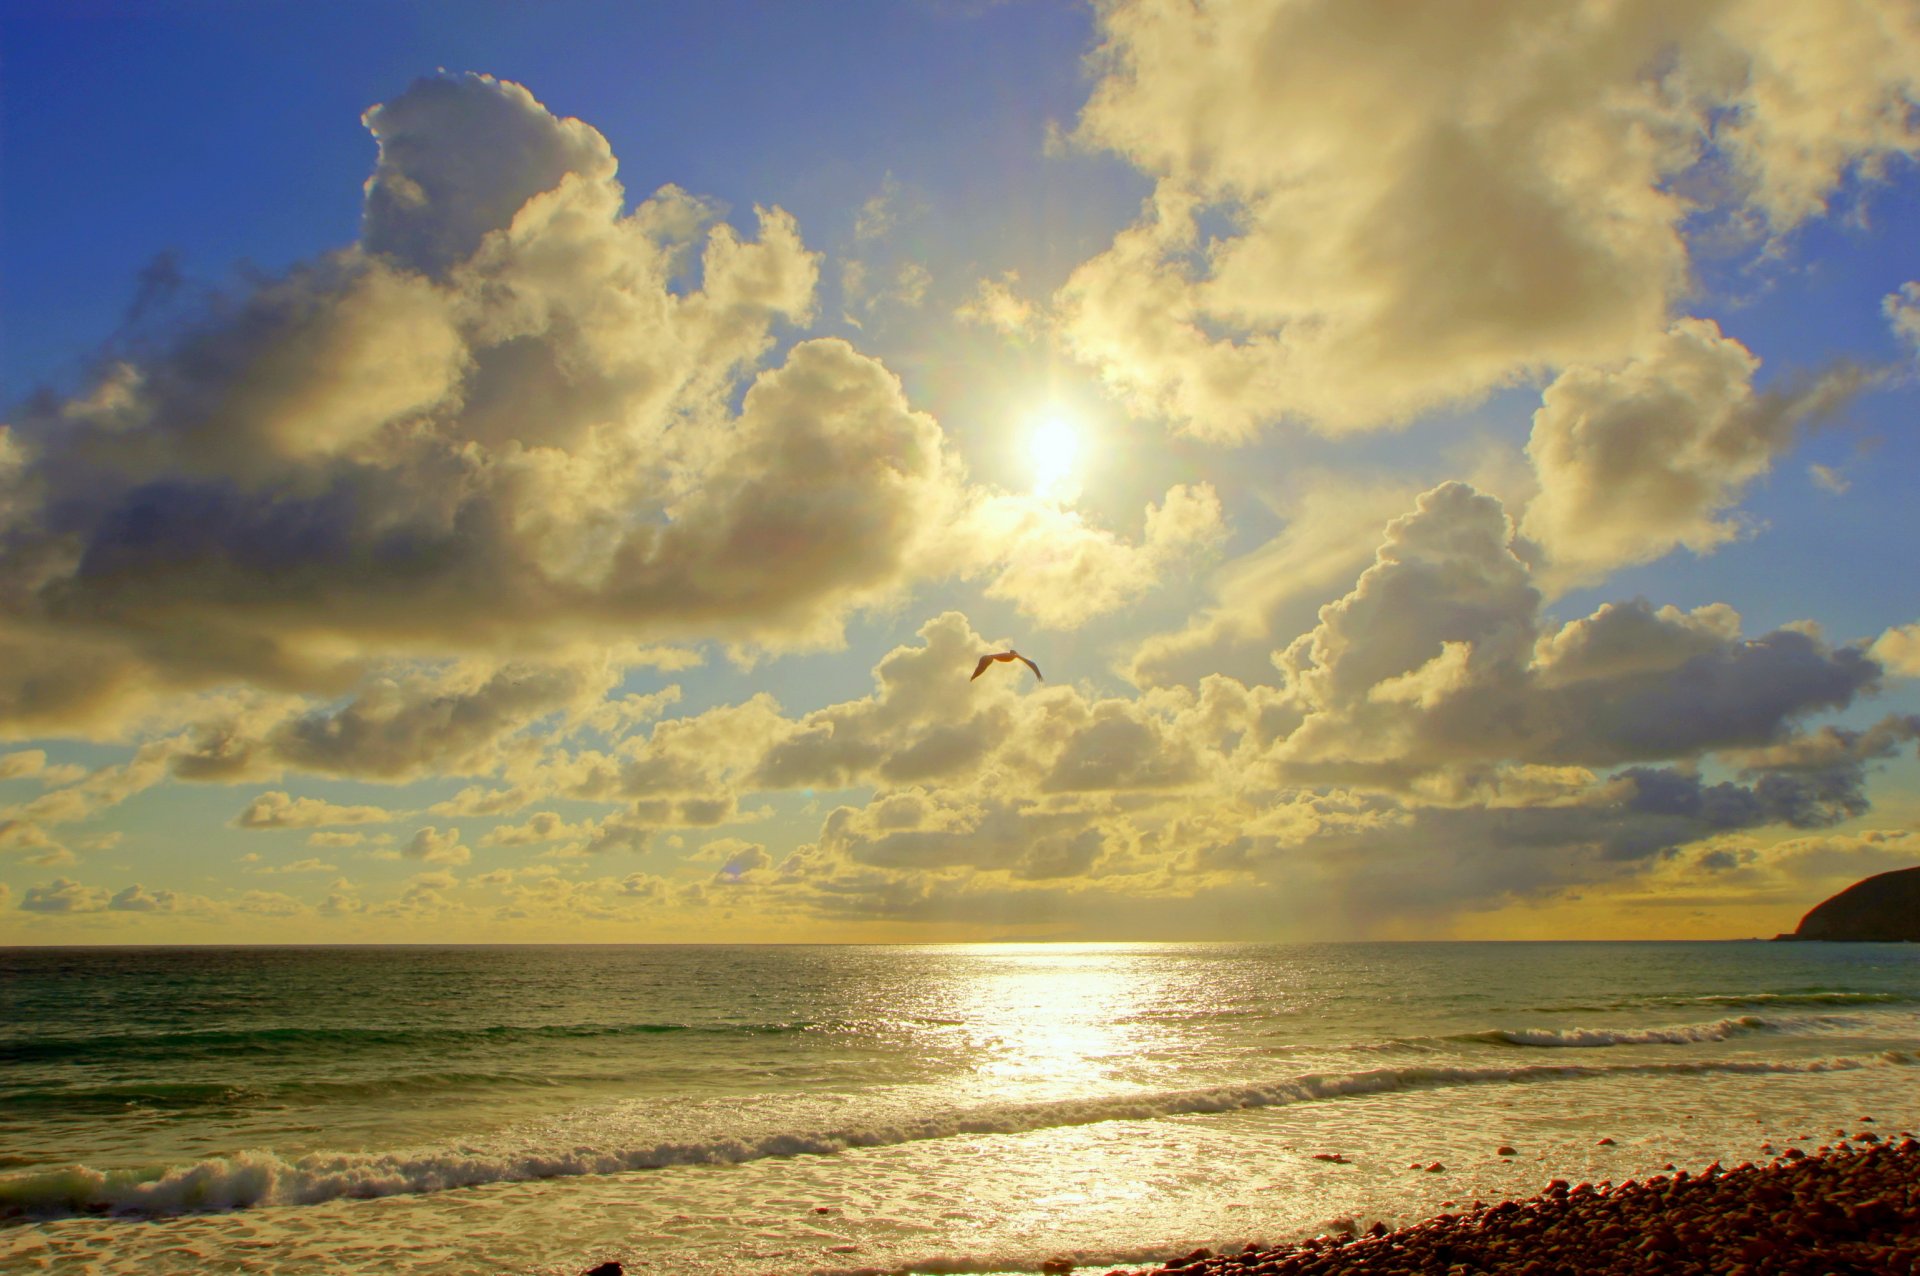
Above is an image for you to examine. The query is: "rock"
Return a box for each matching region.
[1312,1152,1349,1163]
[1040,1259,1074,1275]
[1427,1161,1446,1172]
[1498,1145,1518,1156]
[1598,1137,1616,1146]
[1781,866,1920,941]
[582,1264,623,1276]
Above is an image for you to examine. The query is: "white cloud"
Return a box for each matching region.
[954,271,1037,342]
[958,483,1226,628]
[1871,623,1920,677]
[1054,0,1918,438]
[403,825,472,866]
[1887,282,1920,356]
[1521,319,1862,584]
[234,790,395,829]
[0,74,1003,740]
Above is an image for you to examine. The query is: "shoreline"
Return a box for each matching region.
[1098,1137,1919,1276]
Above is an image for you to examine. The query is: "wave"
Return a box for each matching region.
[0,1069,568,1115]
[0,1019,820,1066]
[1685,991,1909,1008]
[4,1051,1911,1223]
[1469,1015,1775,1048]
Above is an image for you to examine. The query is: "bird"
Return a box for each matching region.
[971,650,1042,682]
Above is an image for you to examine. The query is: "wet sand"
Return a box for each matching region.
[1105,1135,1920,1276]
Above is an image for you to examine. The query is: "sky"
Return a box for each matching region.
[2,0,1918,944]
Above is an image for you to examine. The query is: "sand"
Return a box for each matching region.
[1101,1135,1920,1276]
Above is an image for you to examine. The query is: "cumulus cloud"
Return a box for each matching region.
[1871,623,1920,676]
[1126,478,1416,687]
[1056,0,1919,437]
[1521,320,1864,583]
[1271,483,1882,786]
[0,73,999,739]
[234,790,395,829]
[1888,283,1920,355]
[403,825,471,866]
[954,271,1037,342]
[109,884,179,912]
[20,878,111,913]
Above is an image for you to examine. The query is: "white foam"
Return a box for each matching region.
[3,1051,1907,1221]
[1489,1015,1770,1047]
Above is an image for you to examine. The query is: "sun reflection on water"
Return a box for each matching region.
[926,944,1185,1096]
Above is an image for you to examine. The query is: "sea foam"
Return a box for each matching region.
[1479,1015,1773,1048]
[4,1051,1909,1222]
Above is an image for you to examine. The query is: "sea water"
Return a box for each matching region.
[2,942,1917,1275]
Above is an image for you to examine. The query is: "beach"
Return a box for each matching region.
[1106,1138,1920,1276]
[4,943,1918,1275]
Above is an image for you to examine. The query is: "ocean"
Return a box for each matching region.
[3,942,1917,1275]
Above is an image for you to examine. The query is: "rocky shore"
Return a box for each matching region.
[1104,1135,1920,1276]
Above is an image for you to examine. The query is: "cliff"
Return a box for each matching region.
[1780,866,1920,942]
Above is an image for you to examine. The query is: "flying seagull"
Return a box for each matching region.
[972,650,1042,682]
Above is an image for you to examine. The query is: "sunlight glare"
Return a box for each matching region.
[1029,414,1081,499]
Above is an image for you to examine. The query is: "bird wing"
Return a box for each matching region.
[971,655,995,681]
[1017,654,1042,681]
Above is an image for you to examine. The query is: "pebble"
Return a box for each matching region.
[1114,1139,1920,1276]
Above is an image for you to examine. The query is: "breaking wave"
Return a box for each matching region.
[1471,1015,1774,1048]
[5,1051,1910,1223]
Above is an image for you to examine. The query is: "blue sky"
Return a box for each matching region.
[3,0,1918,942]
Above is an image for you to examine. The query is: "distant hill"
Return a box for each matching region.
[1778,866,1920,942]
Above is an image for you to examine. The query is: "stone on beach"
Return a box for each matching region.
[1116,1139,1920,1276]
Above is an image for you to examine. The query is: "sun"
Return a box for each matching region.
[1028,414,1081,499]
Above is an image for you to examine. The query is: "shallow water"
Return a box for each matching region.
[3,942,1917,1274]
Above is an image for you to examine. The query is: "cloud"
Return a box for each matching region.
[109,884,179,911]
[954,271,1037,342]
[6,744,173,824]
[1888,283,1920,356]
[853,173,916,242]
[1055,0,1919,437]
[0,73,1013,740]
[958,483,1226,628]
[1871,623,1920,676]
[308,830,378,848]
[20,878,110,913]
[1271,483,1883,786]
[362,73,618,278]
[234,790,395,829]
[1126,478,1416,687]
[403,825,471,865]
[480,810,591,846]
[0,750,48,781]
[706,840,773,883]
[1808,463,1850,495]
[1521,319,1864,583]
[234,889,307,917]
